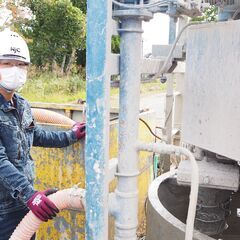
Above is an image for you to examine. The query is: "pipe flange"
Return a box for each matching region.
[115,222,138,230]
[115,171,140,177]
[115,189,138,199]
[118,28,144,33]
[113,9,153,21]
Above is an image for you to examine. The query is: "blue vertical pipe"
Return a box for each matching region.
[168,16,176,44]
[86,0,110,239]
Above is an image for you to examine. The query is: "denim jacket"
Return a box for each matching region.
[0,93,78,214]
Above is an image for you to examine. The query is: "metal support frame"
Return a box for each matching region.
[166,16,188,136]
[85,0,112,239]
[86,1,155,239]
[161,14,178,172]
[165,15,177,144]
[85,1,197,239]
[169,17,177,44]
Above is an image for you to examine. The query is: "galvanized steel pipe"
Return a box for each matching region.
[114,17,143,240]
[137,142,199,240]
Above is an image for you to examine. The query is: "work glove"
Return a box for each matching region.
[72,122,86,140]
[27,189,59,222]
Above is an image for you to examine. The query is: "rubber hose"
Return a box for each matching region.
[9,188,85,240]
[31,108,76,126]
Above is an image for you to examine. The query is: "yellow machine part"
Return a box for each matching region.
[32,114,155,239]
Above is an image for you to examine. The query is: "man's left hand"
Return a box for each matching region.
[72,122,86,140]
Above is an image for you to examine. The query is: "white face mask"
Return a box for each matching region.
[0,67,27,92]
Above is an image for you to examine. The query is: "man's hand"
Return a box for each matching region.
[27,189,59,222]
[72,122,86,140]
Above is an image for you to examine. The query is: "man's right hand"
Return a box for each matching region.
[27,189,59,222]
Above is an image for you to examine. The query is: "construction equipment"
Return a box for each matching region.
[87,0,240,239]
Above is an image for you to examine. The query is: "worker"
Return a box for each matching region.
[0,29,86,240]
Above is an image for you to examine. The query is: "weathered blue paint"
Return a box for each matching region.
[86,0,110,239]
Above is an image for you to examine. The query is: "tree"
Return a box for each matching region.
[23,0,86,73]
[70,0,87,68]
[71,0,86,14]
[0,0,32,30]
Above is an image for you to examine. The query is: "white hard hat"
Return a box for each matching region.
[0,29,30,64]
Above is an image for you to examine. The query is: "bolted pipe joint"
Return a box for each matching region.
[110,188,139,239]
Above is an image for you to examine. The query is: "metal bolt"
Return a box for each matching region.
[237,209,240,217]
[160,75,167,84]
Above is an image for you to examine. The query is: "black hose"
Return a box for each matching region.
[110,116,163,141]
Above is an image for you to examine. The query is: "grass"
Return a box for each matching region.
[20,71,167,103]
[20,71,86,103]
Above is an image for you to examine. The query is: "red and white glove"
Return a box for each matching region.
[72,122,86,140]
[27,189,59,222]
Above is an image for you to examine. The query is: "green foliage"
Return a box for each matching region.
[76,49,86,67]
[112,35,120,54]
[71,0,87,14]
[67,0,87,66]
[0,0,32,30]
[23,0,86,71]
[192,6,218,22]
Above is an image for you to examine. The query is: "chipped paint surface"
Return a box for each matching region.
[86,0,111,239]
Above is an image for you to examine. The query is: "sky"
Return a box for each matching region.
[142,13,170,56]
